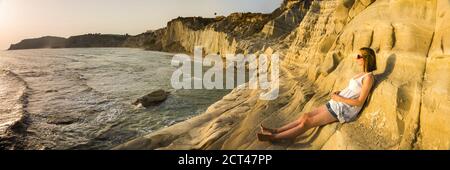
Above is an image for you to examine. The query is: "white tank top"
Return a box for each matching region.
[329,72,372,123]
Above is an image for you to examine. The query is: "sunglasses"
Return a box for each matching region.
[357,54,364,59]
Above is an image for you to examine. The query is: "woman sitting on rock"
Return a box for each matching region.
[257,47,378,142]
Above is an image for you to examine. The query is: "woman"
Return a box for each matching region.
[257,47,378,142]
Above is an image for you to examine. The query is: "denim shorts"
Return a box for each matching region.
[326,102,338,120]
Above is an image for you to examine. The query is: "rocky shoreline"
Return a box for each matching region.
[7,0,450,150]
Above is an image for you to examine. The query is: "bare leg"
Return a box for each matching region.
[274,113,309,133]
[262,117,302,134]
[262,107,322,134]
[259,106,337,141]
[273,106,337,140]
[260,124,278,134]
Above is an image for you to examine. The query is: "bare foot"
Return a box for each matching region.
[257,132,274,142]
[260,124,278,134]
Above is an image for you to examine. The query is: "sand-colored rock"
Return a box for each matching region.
[158,1,309,55]
[261,0,311,38]
[418,0,450,150]
[113,0,448,150]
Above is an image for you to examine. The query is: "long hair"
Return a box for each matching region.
[354,47,378,121]
[360,47,377,72]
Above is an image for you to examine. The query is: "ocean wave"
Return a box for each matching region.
[0,69,30,149]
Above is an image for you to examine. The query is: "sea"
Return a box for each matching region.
[0,48,231,149]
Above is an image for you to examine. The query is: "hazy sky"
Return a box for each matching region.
[0,0,282,50]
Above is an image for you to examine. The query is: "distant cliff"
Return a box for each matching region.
[8,0,309,53]
[66,34,130,48]
[8,34,130,50]
[153,0,310,54]
[8,36,67,50]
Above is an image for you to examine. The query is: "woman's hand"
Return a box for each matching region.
[331,74,375,107]
[331,94,342,102]
[330,91,341,101]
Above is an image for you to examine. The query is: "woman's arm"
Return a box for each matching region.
[332,75,374,107]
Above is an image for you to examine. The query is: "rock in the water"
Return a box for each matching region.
[45,89,58,93]
[47,116,78,125]
[133,90,170,107]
